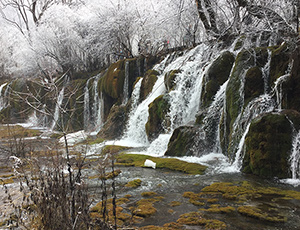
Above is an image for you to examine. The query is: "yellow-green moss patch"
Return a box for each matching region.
[116,153,207,175]
[125,179,142,188]
[200,205,235,214]
[0,125,41,139]
[169,201,181,207]
[141,191,157,197]
[237,206,287,223]
[177,212,226,229]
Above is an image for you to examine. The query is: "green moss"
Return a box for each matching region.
[97,105,129,139]
[101,145,130,155]
[140,69,159,102]
[201,51,235,107]
[169,201,181,207]
[145,95,170,141]
[0,177,14,185]
[116,153,207,175]
[177,212,227,229]
[234,36,246,51]
[141,191,158,197]
[243,113,293,178]
[89,169,121,180]
[225,49,255,157]
[200,205,235,213]
[164,69,181,91]
[165,126,197,157]
[0,125,41,139]
[101,60,125,99]
[269,43,290,84]
[244,67,264,105]
[133,198,158,217]
[237,206,287,223]
[126,179,142,188]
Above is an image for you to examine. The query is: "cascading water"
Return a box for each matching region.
[290,131,300,180]
[0,83,8,111]
[122,61,129,105]
[229,94,275,170]
[83,74,103,134]
[50,87,65,131]
[84,78,91,131]
[121,68,166,146]
[273,60,293,110]
[145,44,215,155]
[198,80,229,154]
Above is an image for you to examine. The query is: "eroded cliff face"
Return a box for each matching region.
[1,38,300,179]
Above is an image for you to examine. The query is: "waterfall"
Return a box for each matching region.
[84,78,91,131]
[92,75,103,134]
[50,87,65,131]
[83,75,103,134]
[262,49,271,94]
[204,80,229,153]
[274,74,289,111]
[273,60,293,110]
[122,61,129,105]
[230,94,275,169]
[290,131,300,179]
[0,83,8,111]
[144,44,212,154]
[122,72,165,146]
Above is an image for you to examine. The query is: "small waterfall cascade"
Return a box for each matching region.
[83,74,103,134]
[50,87,65,131]
[203,80,229,153]
[290,130,300,179]
[167,45,210,130]
[122,61,129,105]
[230,94,275,169]
[145,44,214,154]
[84,78,91,131]
[262,49,272,94]
[273,60,293,111]
[128,78,142,117]
[122,70,166,146]
[0,83,8,111]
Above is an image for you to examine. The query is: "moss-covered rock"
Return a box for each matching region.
[242,112,299,178]
[140,69,159,102]
[165,126,197,157]
[101,60,126,100]
[282,45,300,111]
[164,69,181,92]
[97,104,129,139]
[226,49,254,131]
[244,66,264,104]
[224,49,255,157]
[145,95,170,141]
[269,42,291,85]
[201,51,235,107]
[116,153,207,175]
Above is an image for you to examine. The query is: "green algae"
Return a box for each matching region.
[116,153,207,175]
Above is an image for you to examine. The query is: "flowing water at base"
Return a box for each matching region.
[87,165,300,230]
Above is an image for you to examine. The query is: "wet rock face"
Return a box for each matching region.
[164,69,181,92]
[139,69,159,102]
[242,112,297,178]
[244,66,264,104]
[165,126,197,157]
[201,51,235,108]
[97,105,129,140]
[145,95,170,142]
